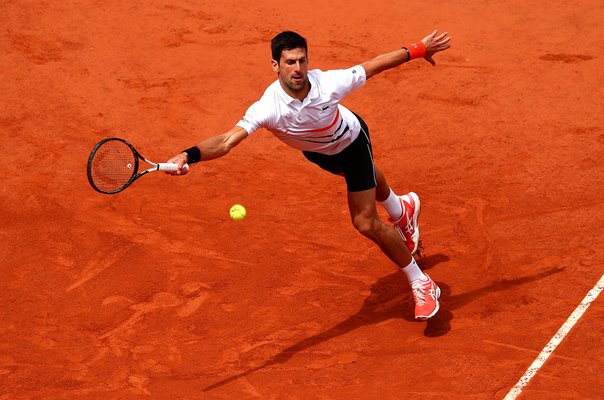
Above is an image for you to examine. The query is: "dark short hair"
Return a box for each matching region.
[271,31,307,61]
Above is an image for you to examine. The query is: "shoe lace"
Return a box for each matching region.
[411,281,427,306]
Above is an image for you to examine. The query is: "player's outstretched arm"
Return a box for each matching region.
[166,126,248,175]
[360,30,451,79]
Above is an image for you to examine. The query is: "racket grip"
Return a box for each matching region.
[158,163,190,172]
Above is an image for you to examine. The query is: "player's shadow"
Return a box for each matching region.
[204,257,564,391]
[417,252,450,270]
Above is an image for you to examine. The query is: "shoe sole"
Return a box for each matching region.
[407,192,421,255]
[415,286,441,321]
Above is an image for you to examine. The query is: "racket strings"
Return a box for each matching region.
[89,140,137,192]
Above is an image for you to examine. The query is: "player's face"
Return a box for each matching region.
[272,47,309,96]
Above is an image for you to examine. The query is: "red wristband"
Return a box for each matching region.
[403,42,426,60]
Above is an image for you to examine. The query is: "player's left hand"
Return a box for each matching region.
[421,30,452,66]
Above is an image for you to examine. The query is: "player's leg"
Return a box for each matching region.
[347,189,440,320]
[374,167,391,202]
[347,187,411,266]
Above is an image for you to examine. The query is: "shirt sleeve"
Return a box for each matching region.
[322,65,367,100]
[235,100,267,134]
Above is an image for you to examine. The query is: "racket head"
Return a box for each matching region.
[87,137,140,194]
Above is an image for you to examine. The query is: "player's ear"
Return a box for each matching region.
[271,59,279,72]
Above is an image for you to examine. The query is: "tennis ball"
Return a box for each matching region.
[229,204,246,221]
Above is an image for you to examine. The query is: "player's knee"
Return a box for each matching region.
[352,215,377,238]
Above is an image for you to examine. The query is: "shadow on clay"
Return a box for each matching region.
[204,257,564,391]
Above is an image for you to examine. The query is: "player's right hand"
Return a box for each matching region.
[165,152,190,175]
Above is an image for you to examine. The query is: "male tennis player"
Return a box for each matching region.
[167,30,451,320]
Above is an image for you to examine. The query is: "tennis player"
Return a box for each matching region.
[167,30,451,320]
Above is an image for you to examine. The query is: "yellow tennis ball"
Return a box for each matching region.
[229,204,246,221]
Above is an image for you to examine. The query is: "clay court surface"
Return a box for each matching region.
[2,0,603,399]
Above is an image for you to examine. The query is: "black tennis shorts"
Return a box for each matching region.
[302,113,376,192]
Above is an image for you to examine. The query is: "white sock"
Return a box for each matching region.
[379,189,403,220]
[401,258,427,283]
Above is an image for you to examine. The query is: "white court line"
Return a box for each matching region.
[503,274,604,400]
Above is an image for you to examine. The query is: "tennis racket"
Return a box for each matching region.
[87,137,188,194]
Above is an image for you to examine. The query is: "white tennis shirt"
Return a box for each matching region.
[236,66,367,155]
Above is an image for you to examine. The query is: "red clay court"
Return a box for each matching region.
[1,1,603,399]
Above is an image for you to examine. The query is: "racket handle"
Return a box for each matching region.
[157,163,190,172]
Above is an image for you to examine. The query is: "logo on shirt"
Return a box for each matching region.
[352,69,357,74]
[321,105,330,111]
